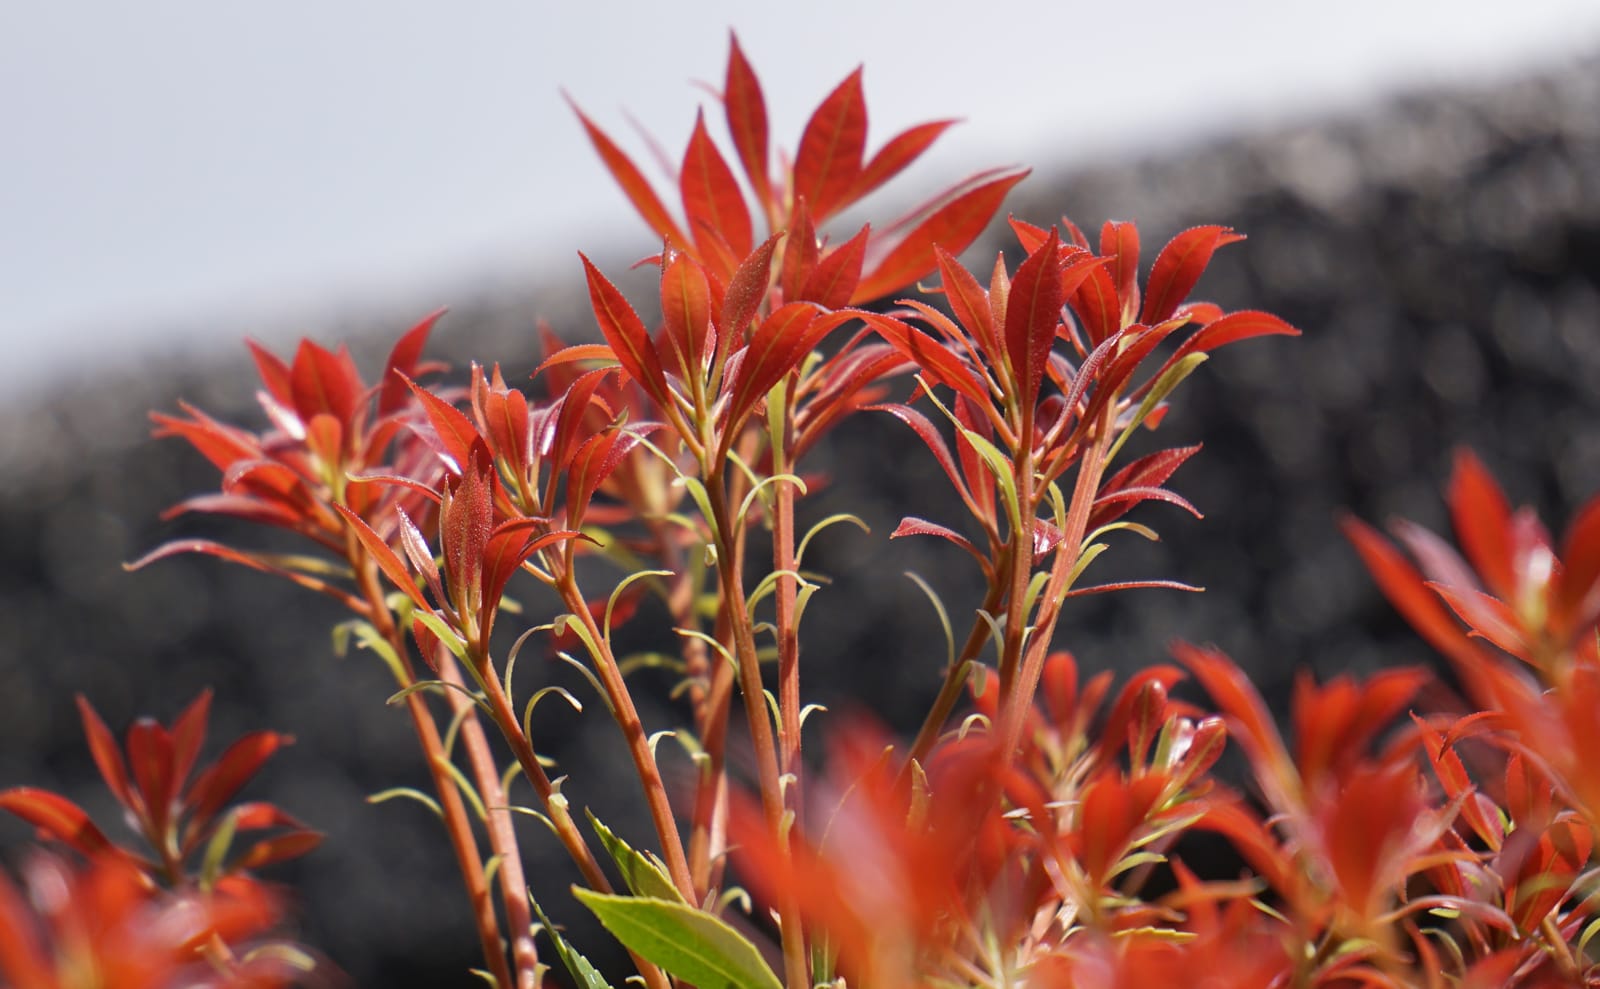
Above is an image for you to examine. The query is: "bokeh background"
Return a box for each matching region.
[4,4,1600,985]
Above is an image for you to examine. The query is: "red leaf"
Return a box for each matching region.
[660,253,715,383]
[151,406,262,474]
[793,67,867,220]
[334,507,431,611]
[232,831,324,872]
[75,696,132,809]
[1066,262,1121,347]
[126,719,176,835]
[403,374,483,475]
[567,95,690,248]
[1174,642,1290,787]
[549,366,619,477]
[1141,225,1244,325]
[580,254,669,407]
[1089,485,1202,521]
[480,525,582,646]
[169,691,212,807]
[1100,220,1141,325]
[850,119,956,203]
[534,343,621,378]
[125,539,368,613]
[289,340,361,428]
[442,445,495,618]
[566,427,653,527]
[779,199,820,305]
[186,732,292,833]
[853,168,1028,303]
[723,33,772,217]
[1556,493,1600,634]
[379,308,446,416]
[1448,449,1516,601]
[721,233,782,354]
[856,310,988,407]
[681,110,753,261]
[1429,582,1528,659]
[891,517,990,574]
[245,340,294,408]
[1340,516,1484,670]
[935,247,998,357]
[1174,309,1301,360]
[869,403,982,523]
[1003,229,1065,408]
[0,789,115,856]
[395,506,443,605]
[802,224,870,309]
[726,306,854,431]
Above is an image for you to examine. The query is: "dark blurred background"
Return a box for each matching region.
[4,13,1600,987]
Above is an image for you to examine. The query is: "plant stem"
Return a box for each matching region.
[436,654,540,989]
[553,568,697,903]
[350,546,514,989]
[903,582,1005,770]
[704,476,809,989]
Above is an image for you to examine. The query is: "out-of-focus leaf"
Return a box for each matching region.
[568,96,690,249]
[0,789,115,856]
[682,110,753,262]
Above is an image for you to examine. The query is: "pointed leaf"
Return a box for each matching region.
[580,255,670,407]
[1448,449,1516,601]
[853,168,1027,302]
[1100,220,1141,324]
[186,731,292,832]
[333,506,431,611]
[0,788,115,856]
[75,696,133,809]
[568,95,690,248]
[231,831,324,871]
[1003,229,1064,407]
[289,339,361,427]
[723,33,772,216]
[802,223,870,309]
[660,253,715,384]
[855,311,988,406]
[850,119,956,202]
[682,110,753,261]
[402,374,482,475]
[379,308,446,416]
[891,517,990,572]
[574,889,782,989]
[793,67,866,220]
[1141,225,1244,325]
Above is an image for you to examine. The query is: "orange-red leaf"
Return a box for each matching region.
[793,68,867,220]
[853,168,1027,303]
[379,308,446,416]
[581,253,669,406]
[1448,449,1516,601]
[850,120,956,203]
[723,33,772,216]
[1141,225,1244,325]
[0,789,114,856]
[682,110,752,261]
[1003,229,1064,408]
[75,696,132,809]
[567,95,690,248]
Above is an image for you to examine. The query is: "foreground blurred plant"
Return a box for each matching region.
[6,29,1599,989]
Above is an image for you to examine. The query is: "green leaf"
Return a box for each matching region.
[574,889,782,989]
[587,810,686,903]
[531,894,615,989]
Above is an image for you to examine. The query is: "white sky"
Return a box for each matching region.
[3,2,1599,404]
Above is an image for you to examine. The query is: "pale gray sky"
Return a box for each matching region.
[4,2,1599,403]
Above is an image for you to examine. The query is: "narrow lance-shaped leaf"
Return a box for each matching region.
[1141,225,1245,325]
[567,95,691,249]
[802,223,870,309]
[1100,220,1141,325]
[0,788,116,856]
[1003,228,1064,409]
[378,308,446,416]
[856,310,989,408]
[792,67,867,221]
[581,255,671,407]
[402,374,483,475]
[849,119,956,203]
[75,696,133,808]
[723,33,772,218]
[660,253,714,385]
[853,168,1028,303]
[681,110,753,260]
